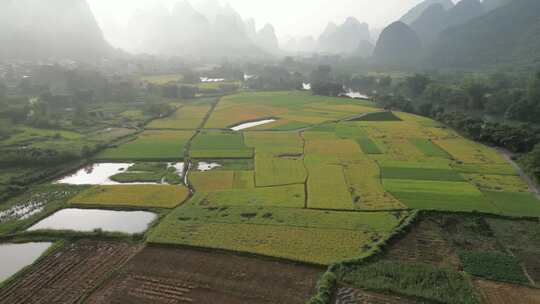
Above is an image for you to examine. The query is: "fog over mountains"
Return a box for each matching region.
[1,0,539,69]
[0,0,111,61]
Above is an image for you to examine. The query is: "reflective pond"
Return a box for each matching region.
[231,119,276,131]
[0,242,52,282]
[27,209,157,234]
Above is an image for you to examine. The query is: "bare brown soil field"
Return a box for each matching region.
[512,249,540,286]
[0,240,141,304]
[384,219,460,269]
[474,279,540,304]
[86,246,322,304]
[334,286,419,304]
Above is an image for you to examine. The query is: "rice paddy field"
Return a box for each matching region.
[3,91,540,303]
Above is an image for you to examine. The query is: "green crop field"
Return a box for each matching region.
[190,131,253,158]
[254,154,306,187]
[357,137,382,154]
[409,138,450,158]
[380,166,465,182]
[96,130,194,161]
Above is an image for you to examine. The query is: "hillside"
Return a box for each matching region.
[427,0,540,69]
[400,0,455,24]
[0,0,110,61]
[318,17,370,54]
[124,1,267,57]
[411,0,485,46]
[373,22,423,67]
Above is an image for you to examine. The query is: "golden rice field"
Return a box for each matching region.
[64,91,540,266]
[70,185,190,209]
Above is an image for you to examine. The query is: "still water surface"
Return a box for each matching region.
[27,209,157,234]
[0,242,52,282]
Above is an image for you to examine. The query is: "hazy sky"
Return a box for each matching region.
[88,0,427,40]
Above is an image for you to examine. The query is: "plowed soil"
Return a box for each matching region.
[474,279,540,304]
[0,240,141,304]
[334,286,419,304]
[384,219,461,269]
[86,246,322,304]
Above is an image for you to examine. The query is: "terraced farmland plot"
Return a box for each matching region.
[307,163,353,210]
[357,137,382,154]
[245,132,304,156]
[96,130,193,161]
[70,185,190,208]
[171,199,406,232]
[190,131,253,159]
[380,166,465,182]
[343,161,405,210]
[147,104,212,129]
[304,134,363,160]
[483,191,540,217]
[383,179,498,213]
[199,184,305,208]
[205,91,379,129]
[254,154,306,187]
[435,138,507,164]
[464,174,530,192]
[409,138,450,158]
[453,163,518,175]
[190,171,236,192]
[150,222,383,265]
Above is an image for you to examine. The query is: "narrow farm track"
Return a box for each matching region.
[181,96,221,194]
[498,148,540,200]
[300,131,309,209]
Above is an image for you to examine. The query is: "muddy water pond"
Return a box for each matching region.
[0,242,52,282]
[27,209,157,234]
[231,119,277,131]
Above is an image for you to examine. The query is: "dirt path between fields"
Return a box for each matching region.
[181,96,221,195]
[498,148,540,200]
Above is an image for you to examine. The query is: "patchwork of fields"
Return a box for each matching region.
[2,90,540,303]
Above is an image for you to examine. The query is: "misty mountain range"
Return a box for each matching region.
[1,0,539,70]
[0,0,111,61]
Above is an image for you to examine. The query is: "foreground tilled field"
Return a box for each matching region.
[86,246,322,304]
[0,241,141,304]
[474,279,540,304]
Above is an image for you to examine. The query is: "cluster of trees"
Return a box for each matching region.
[410,72,540,123]
[246,65,303,91]
[308,65,394,97]
[433,111,538,153]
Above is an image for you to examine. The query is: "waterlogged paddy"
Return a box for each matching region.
[56,163,184,185]
[27,209,157,234]
[344,90,369,99]
[0,242,52,282]
[197,162,222,171]
[231,119,277,131]
[56,163,132,185]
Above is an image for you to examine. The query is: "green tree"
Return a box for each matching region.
[527,71,540,106]
[310,65,333,84]
[463,78,489,109]
[405,74,431,96]
[179,85,199,99]
[521,143,540,181]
